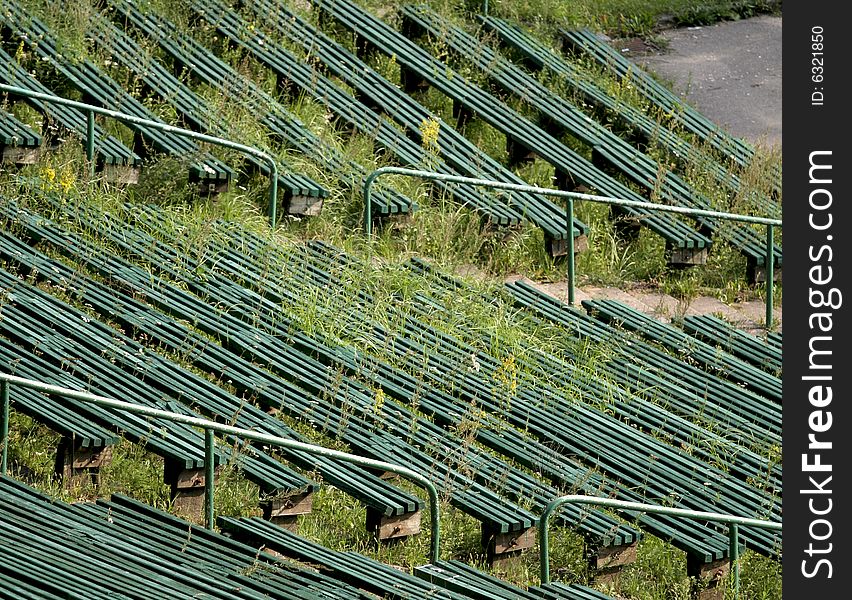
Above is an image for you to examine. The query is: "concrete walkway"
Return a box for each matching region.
[515,16,783,334]
[509,276,778,336]
[632,15,782,149]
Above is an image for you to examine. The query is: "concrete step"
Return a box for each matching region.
[507,277,781,337]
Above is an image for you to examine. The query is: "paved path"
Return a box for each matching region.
[509,277,779,336]
[534,16,783,334]
[499,16,783,334]
[633,15,782,149]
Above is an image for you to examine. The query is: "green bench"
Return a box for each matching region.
[0,276,320,516]
[402,5,781,278]
[2,0,233,193]
[0,271,208,472]
[0,211,326,511]
[582,299,782,402]
[298,247,780,559]
[560,27,782,197]
[1,202,424,532]
[167,209,768,566]
[187,0,529,231]
[220,516,471,599]
[309,0,713,265]
[107,0,413,217]
[681,314,782,376]
[239,0,590,248]
[0,338,119,486]
[0,477,375,599]
[478,285,781,493]
[103,202,642,560]
[416,560,618,600]
[479,17,753,204]
[263,241,774,564]
[0,47,141,182]
[530,582,620,600]
[0,108,41,165]
[504,280,781,443]
[87,13,329,216]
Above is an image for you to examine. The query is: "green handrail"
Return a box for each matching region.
[0,84,282,227]
[0,372,441,563]
[539,495,782,598]
[364,166,781,328]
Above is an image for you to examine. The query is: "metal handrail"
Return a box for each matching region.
[0,84,283,226]
[0,373,442,563]
[539,495,781,598]
[364,166,781,329]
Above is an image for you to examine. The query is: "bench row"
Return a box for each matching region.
[309,0,712,261]
[401,5,780,275]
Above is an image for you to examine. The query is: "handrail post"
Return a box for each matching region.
[538,498,557,584]
[765,224,774,330]
[1,380,9,476]
[86,110,96,177]
[268,168,279,229]
[729,522,740,599]
[204,428,215,530]
[566,197,575,305]
[363,169,379,241]
[427,484,441,563]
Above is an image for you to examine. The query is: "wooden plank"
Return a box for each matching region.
[546,234,588,258]
[287,195,324,217]
[687,555,731,600]
[102,164,141,185]
[589,541,639,585]
[55,438,114,489]
[481,524,536,565]
[2,145,40,165]
[366,507,422,541]
[667,244,709,266]
[261,491,313,518]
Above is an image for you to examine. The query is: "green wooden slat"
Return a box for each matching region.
[0,111,41,148]
[220,516,465,600]
[108,0,413,216]
[307,0,711,251]
[1,0,231,185]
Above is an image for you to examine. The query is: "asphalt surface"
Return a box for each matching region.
[631,15,782,149]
